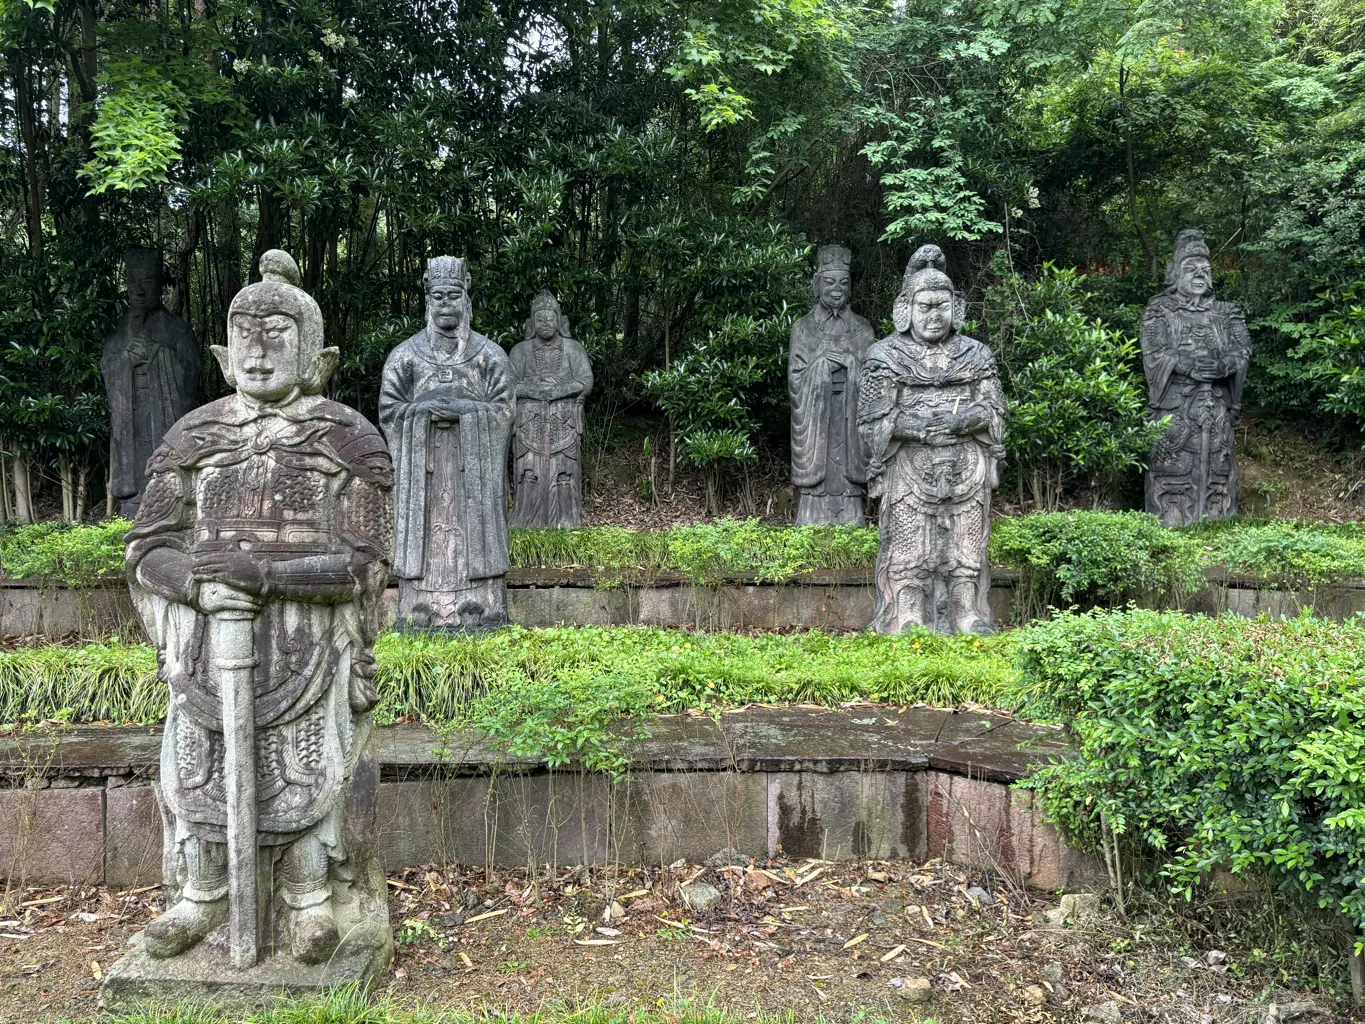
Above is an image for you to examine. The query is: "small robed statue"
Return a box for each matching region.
[102,247,200,517]
[380,256,514,630]
[1141,229,1252,526]
[108,250,394,1004]
[508,290,594,528]
[858,245,1007,635]
[788,244,874,525]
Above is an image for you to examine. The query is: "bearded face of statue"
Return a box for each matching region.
[1175,256,1213,300]
[533,308,559,340]
[815,270,850,313]
[228,312,306,402]
[427,278,467,333]
[910,288,954,345]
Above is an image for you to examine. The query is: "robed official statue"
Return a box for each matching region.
[110,250,394,1000]
[102,247,201,517]
[788,245,873,525]
[508,290,594,528]
[858,245,1006,636]
[380,257,514,630]
[1142,229,1252,526]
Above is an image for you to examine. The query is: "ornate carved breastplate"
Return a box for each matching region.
[193,445,339,559]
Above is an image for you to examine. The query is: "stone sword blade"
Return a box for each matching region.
[213,609,259,969]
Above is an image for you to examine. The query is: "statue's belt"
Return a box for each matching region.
[194,520,332,557]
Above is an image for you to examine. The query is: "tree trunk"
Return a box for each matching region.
[75,460,88,522]
[13,57,47,300]
[1120,65,1159,280]
[11,456,34,524]
[60,454,75,521]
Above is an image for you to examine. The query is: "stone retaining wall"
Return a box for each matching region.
[4,568,1359,639]
[0,708,1100,891]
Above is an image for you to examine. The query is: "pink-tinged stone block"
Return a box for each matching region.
[0,787,104,885]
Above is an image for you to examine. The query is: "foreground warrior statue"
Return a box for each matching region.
[508,290,594,528]
[1142,229,1251,526]
[102,247,201,516]
[381,257,514,630]
[120,251,394,978]
[789,245,874,525]
[858,245,1006,635]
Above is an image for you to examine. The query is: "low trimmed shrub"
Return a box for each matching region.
[989,510,1207,616]
[0,518,130,587]
[1014,608,1365,932]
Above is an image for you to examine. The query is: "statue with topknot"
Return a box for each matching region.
[380,256,514,630]
[857,245,1006,635]
[508,290,594,528]
[788,244,874,525]
[1141,229,1252,526]
[105,250,394,1006]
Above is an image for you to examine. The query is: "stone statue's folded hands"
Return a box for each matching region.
[192,550,269,598]
[196,581,264,614]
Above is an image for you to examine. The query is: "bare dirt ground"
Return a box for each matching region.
[0,857,1349,1023]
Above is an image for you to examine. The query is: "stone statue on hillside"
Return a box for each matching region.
[788,244,874,526]
[1141,229,1252,527]
[380,256,514,630]
[858,245,1006,636]
[102,247,201,517]
[109,250,394,1002]
[508,290,593,528]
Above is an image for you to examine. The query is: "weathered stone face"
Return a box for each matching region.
[857,244,1006,635]
[508,290,594,530]
[108,249,395,1004]
[1141,229,1253,526]
[789,246,873,527]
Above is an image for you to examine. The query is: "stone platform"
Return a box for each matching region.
[100,933,389,1013]
[0,707,1099,891]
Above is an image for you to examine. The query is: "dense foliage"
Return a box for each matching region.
[4,0,1365,518]
[0,627,1012,768]
[1014,609,1365,933]
[989,510,1207,616]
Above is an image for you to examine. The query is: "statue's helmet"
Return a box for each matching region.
[223,249,335,394]
[892,244,964,334]
[1164,228,1212,286]
[124,246,162,280]
[524,289,570,340]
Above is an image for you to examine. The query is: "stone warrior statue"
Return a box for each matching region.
[102,247,201,517]
[1142,229,1251,526]
[380,256,514,630]
[508,290,594,528]
[788,244,874,525]
[858,245,1006,635]
[119,251,394,979]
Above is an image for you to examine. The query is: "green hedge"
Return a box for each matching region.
[8,513,1365,605]
[1014,608,1365,931]
[0,626,1013,771]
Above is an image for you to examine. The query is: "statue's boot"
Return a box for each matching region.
[144,896,227,959]
[948,579,991,635]
[289,901,340,964]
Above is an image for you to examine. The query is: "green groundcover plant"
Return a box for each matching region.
[0,626,1013,773]
[1013,608,1365,932]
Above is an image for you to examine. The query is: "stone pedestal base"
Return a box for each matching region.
[99,926,391,1013]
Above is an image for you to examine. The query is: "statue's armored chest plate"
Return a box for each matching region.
[895,442,987,509]
[192,440,341,558]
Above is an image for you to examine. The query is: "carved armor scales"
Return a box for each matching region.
[127,398,393,844]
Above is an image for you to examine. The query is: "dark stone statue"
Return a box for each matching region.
[858,245,1006,636]
[102,247,201,517]
[508,290,593,528]
[107,250,394,1004]
[380,257,514,630]
[788,245,874,525]
[1142,229,1252,526]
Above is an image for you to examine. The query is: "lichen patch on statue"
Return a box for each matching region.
[105,249,394,1005]
[857,245,1007,636]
